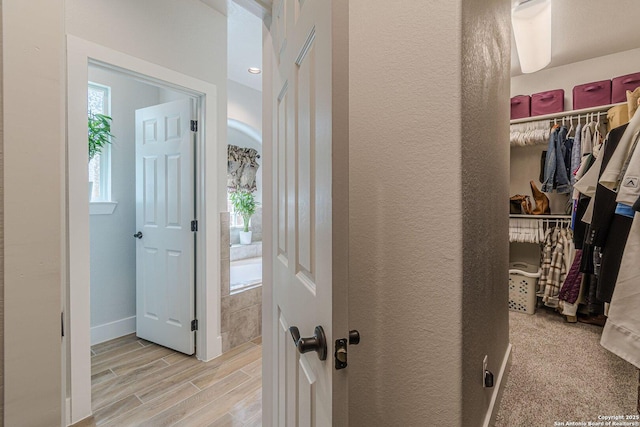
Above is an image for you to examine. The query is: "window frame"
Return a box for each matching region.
[227,194,247,229]
[88,81,112,203]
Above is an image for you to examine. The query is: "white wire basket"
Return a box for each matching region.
[508,262,541,314]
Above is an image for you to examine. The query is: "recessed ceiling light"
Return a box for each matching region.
[248,67,262,74]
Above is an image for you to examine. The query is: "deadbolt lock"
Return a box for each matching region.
[335,339,348,370]
[334,330,360,370]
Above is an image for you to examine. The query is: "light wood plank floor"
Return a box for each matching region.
[82,334,263,427]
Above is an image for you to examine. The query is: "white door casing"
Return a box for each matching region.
[268,0,349,424]
[67,36,221,424]
[135,99,196,355]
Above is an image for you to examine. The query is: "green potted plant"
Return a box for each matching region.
[229,190,258,244]
[88,112,114,199]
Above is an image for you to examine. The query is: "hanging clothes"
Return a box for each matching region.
[601,212,640,369]
[570,122,583,186]
[598,104,640,368]
[541,126,572,193]
[569,124,631,304]
[607,104,629,132]
[615,131,640,207]
[538,226,572,308]
[588,124,629,247]
[510,120,551,146]
[508,218,544,244]
[558,249,583,305]
[599,109,640,191]
[585,116,640,304]
[597,215,633,302]
[581,119,602,157]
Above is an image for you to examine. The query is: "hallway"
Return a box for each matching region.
[88,335,262,426]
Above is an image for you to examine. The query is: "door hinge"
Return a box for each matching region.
[191,319,198,331]
[61,312,65,337]
[190,120,198,132]
[191,220,198,232]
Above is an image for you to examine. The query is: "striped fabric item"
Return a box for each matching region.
[539,228,570,308]
[558,249,583,304]
[537,228,555,296]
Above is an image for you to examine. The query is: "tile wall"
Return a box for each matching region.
[220,212,262,352]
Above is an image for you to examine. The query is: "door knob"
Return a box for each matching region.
[133,231,143,239]
[289,325,327,361]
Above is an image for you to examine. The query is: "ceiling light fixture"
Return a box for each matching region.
[248,67,262,74]
[512,0,552,74]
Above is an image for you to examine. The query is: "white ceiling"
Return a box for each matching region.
[227,1,263,92]
[198,0,264,91]
[205,0,640,87]
[511,0,640,76]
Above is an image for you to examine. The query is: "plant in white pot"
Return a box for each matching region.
[230,190,258,245]
[88,112,114,199]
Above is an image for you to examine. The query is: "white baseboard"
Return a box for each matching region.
[198,334,223,362]
[483,343,513,427]
[91,316,136,345]
[65,397,71,426]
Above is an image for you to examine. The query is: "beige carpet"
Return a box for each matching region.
[495,308,638,426]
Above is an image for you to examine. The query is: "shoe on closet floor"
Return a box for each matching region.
[577,314,607,327]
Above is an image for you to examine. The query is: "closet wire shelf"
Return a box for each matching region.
[510,102,625,125]
[509,214,572,219]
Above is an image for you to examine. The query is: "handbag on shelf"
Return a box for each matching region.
[530,180,550,215]
[510,194,532,214]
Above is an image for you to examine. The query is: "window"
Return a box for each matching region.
[227,193,245,228]
[88,82,111,201]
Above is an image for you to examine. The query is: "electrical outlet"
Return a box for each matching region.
[482,355,488,388]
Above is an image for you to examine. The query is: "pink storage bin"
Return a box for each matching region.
[573,80,612,109]
[612,72,640,103]
[531,89,564,116]
[511,95,531,120]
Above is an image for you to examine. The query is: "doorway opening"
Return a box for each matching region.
[220,0,264,354]
[227,119,263,296]
[87,64,196,352]
[67,35,223,424]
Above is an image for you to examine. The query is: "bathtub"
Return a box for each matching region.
[230,256,262,292]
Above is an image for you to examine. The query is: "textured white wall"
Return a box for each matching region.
[461,0,511,424]
[228,79,262,134]
[349,1,463,424]
[511,47,640,109]
[66,0,228,210]
[349,0,510,425]
[3,1,65,425]
[88,67,160,330]
[0,3,4,418]
[66,0,226,85]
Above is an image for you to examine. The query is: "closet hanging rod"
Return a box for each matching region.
[510,101,626,125]
[509,214,572,219]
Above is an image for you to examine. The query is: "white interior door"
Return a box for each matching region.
[135,99,195,355]
[269,0,348,424]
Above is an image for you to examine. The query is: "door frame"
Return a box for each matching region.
[66,35,223,425]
